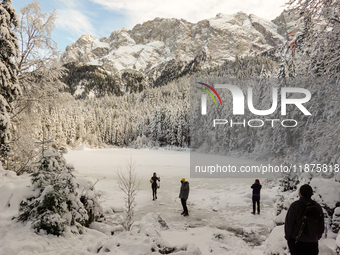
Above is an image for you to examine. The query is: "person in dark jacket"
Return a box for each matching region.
[251,179,262,215]
[179,178,189,216]
[284,184,324,255]
[150,172,160,201]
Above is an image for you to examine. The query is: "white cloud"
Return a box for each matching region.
[90,0,288,28]
[56,9,96,39]
[51,0,80,9]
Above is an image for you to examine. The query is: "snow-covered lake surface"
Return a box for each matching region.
[64,148,275,217]
[0,148,286,254]
[63,148,278,254]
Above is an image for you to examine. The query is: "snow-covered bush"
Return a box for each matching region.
[310,178,340,217]
[279,171,299,192]
[275,194,286,216]
[332,208,340,234]
[80,185,104,227]
[17,149,100,236]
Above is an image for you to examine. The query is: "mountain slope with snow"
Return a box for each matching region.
[60,11,305,98]
[61,12,286,73]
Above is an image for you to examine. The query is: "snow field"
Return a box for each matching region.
[64,148,278,254]
[2,148,337,254]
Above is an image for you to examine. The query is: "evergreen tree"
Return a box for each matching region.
[17,149,91,236]
[0,0,20,159]
[287,0,340,76]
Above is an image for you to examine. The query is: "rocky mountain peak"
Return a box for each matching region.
[75,34,95,47]
[61,12,292,77]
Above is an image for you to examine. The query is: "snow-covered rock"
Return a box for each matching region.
[264,225,289,255]
[273,209,287,225]
[89,221,115,236]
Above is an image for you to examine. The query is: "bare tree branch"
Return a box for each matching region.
[116,157,141,231]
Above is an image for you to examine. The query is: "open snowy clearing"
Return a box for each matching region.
[64,148,276,224]
[66,148,278,254]
[1,148,333,255]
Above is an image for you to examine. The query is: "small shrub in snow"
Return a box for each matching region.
[80,185,104,227]
[17,149,100,236]
[279,171,299,192]
[275,194,286,216]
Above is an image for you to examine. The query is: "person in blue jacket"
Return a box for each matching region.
[251,179,262,215]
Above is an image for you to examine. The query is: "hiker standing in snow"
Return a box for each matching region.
[284,184,324,255]
[251,179,262,215]
[179,178,189,216]
[150,172,160,201]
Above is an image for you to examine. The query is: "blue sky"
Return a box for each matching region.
[12,0,289,51]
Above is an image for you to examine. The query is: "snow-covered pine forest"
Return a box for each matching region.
[1,0,340,254]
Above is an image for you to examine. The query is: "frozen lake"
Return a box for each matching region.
[0,148,280,255]
[64,148,278,251]
[64,147,264,186]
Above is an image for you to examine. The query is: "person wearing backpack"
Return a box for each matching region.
[284,184,324,255]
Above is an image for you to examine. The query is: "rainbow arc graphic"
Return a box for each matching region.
[196,82,222,106]
[196,82,222,115]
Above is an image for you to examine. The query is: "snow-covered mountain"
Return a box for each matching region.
[61,12,286,72]
[61,11,303,98]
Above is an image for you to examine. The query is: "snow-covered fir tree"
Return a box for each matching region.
[287,0,340,76]
[17,149,102,236]
[0,0,20,159]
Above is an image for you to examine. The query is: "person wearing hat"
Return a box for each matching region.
[179,178,190,216]
[284,184,324,255]
[251,179,262,215]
